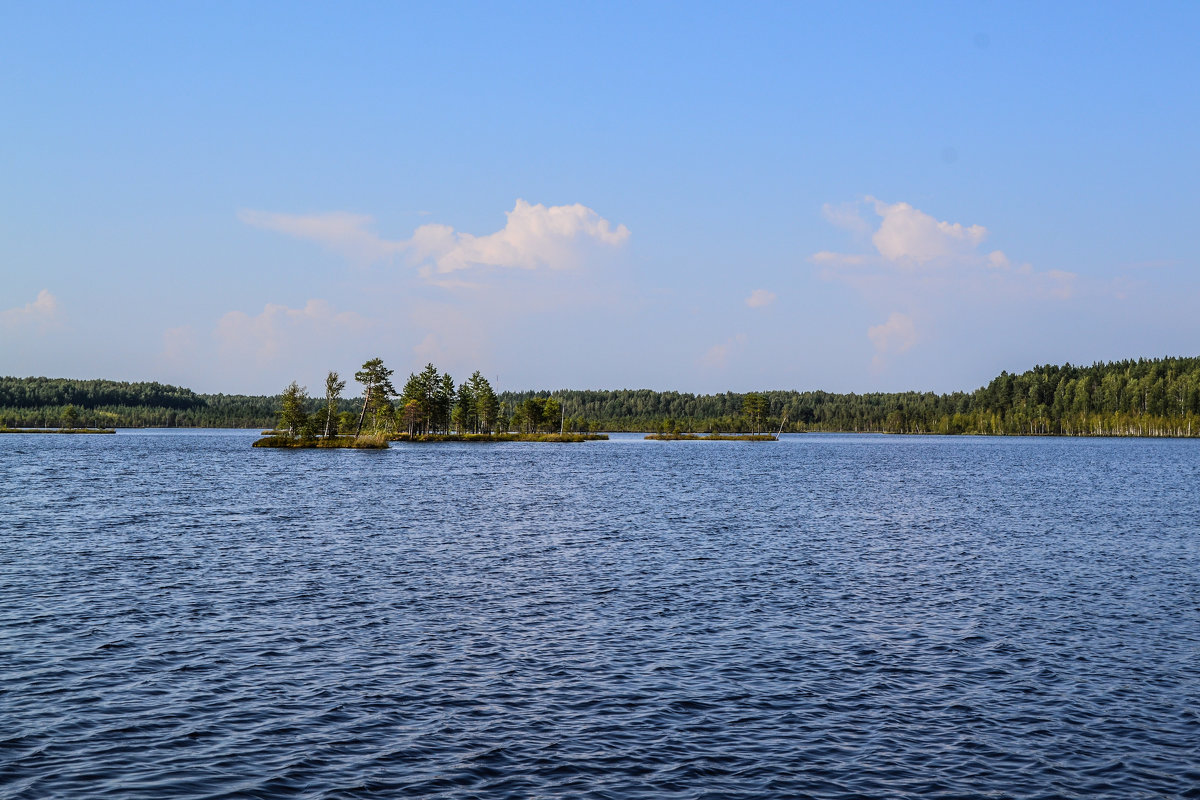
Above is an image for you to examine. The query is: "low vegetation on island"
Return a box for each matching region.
[645,393,777,440]
[5,356,1200,438]
[254,358,608,448]
[0,404,115,434]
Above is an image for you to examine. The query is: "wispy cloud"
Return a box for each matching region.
[1,289,59,332]
[238,210,401,264]
[745,289,776,308]
[867,312,917,369]
[240,199,630,284]
[701,333,748,369]
[214,299,370,363]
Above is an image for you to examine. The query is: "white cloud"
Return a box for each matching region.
[701,333,748,368]
[813,197,1077,298]
[1,289,59,331]
[420,199,630,275]
[868,197,988,265]
[240,199,630,283]
[745,289,776,308]
[214,299,369,363]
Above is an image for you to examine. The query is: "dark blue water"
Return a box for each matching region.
[2,431,1198,799]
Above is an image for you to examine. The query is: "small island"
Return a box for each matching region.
[0,427,116,434]
[645,394,778,441]
[645,433,777,441]
[254,358,607,449]
[0,405,115,434]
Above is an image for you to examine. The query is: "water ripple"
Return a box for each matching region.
[1,431,1198,798]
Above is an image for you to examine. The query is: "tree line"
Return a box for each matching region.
[4,356,1200,437]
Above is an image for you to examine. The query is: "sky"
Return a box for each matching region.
[2,2,1198,395]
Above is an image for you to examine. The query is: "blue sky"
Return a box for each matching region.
[2,2,1198,395]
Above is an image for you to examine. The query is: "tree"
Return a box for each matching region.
[354,358,396,436]
[62,404,79,429]
[456,378,477,433]
[470,372,498,434]
[400,363,440,435]
[401,399,422,436]
[323,371,346,438]
[279,381,308,438]
[435,373,455,433]
[543,397,562,434]
[741,392,769,432]
[518,397,546,433]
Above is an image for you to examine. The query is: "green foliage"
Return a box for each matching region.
[390,432,608,443]
[498,356,1200,437]
[253,433,388,448]
[6,356,1200,437]
[354,357,397,435]
[0,427,114,434]
[740,392,769,432]
[278,381,309,438]
[323,371,346,437]
[645,432,777,441]
[0,376,203,411]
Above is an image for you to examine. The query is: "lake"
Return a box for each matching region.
[2,431,1198,799]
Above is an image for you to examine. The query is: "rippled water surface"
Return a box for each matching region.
[2,431,1198,799]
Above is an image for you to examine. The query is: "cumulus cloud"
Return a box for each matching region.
[869,198,987,265]
[1,289,59,331]
[701,333,748,369]
[419,200,630,275]
[745,289,776,308]
[812,197,1076,298]
[215,299,369,363]
[240,200,630,284]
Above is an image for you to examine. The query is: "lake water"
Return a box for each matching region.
[2,431,1198,799]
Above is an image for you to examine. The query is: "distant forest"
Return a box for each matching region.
[3,356,1200,436]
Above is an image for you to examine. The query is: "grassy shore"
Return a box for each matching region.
[0,427,116,434]
[252,434,389,449]
[645,433,778,441]
[391,432,609,443]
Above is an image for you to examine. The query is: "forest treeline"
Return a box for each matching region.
[3,357,1200,436]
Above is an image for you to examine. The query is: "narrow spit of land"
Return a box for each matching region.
[392,432,608,443]
[0,428,115,434]
[645,433,777,441]
[252,434,388,449]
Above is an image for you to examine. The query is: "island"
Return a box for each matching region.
[645,433,777,441]
[0,405,115,433]
[253,358,608,448]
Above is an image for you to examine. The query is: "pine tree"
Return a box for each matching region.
[354,358,396,437]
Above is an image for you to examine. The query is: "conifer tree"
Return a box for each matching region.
[354,358,396,437]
